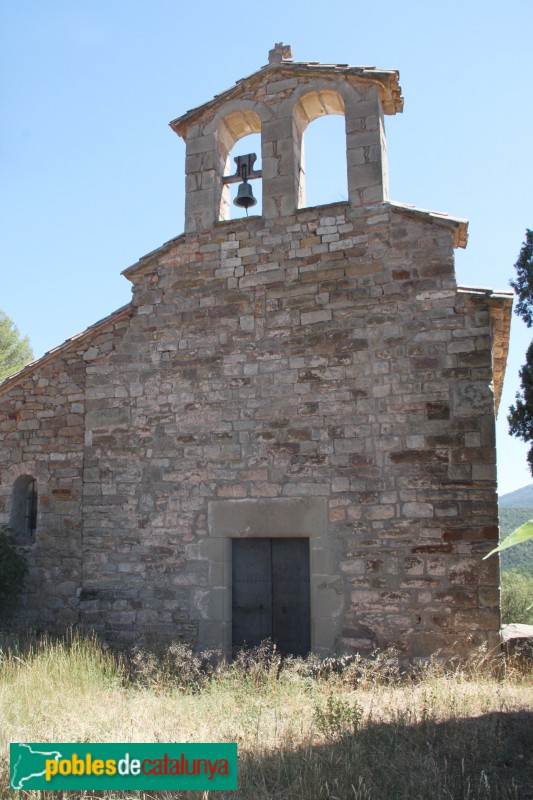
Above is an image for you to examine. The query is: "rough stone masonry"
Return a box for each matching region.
[0,44,512,660]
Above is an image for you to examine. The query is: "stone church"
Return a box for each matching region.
[0,45,512,660]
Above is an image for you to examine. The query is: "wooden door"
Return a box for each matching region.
[232,538,310,657]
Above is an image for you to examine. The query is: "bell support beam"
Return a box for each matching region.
[222,170,262,185]
[223,153,262,184]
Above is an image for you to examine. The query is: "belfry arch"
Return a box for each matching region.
[293,89,347,208]
[173,47,397,231]
[217,109,262,221]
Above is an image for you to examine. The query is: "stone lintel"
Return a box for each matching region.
[208,497,327,538]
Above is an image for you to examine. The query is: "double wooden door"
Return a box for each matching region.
[231,538,310,657]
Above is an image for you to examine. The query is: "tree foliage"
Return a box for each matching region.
[501,570,533,625]
[509,228,533,327]
[508,341,533,474]
[483,520,533,560]
[499,506,533,572]
[508,230,533,474]
[0,310,33,382]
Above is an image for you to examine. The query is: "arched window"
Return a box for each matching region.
[293,90,347,209]
[217,111,262,221]
[10,474,38,541]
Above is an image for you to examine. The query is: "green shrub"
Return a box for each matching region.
[501,570,533,624]
[0,526,27,610]
[313,692,363,739]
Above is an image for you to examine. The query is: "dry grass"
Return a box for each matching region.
[0,633,532,799]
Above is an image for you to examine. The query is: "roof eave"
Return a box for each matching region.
[122,233,186,281]
[457,286,513,416]
[170,61,403,138]
[0,304,132,394]
[390,201,469,249]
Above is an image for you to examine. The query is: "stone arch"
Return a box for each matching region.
[293,89,346,209]
[1,460,49,536]
[216,109,262,221]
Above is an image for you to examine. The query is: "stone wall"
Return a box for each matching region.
[0,310,130,627]
[41,198,499,657]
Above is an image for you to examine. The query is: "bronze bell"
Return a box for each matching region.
[234,179,257,212]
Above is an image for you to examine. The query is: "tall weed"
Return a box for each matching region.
[0,631,531,799]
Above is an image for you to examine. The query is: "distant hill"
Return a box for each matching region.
[499,484,533,508]
[498,485,533,573]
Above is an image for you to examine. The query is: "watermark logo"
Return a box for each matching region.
[10,743,237,790]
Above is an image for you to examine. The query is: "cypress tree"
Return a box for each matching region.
[508,230,533,474]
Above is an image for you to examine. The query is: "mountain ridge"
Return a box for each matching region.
[499,484,533,508]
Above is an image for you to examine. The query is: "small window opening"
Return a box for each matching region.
[226,133,262,219]
[303,115,347,208]
[25,479,37,535]
[10,474,38,541]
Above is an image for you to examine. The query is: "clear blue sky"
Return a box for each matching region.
[1,0,532,494]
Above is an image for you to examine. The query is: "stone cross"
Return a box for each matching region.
[268,43,292,64]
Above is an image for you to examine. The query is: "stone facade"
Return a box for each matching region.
[0,46,512,660]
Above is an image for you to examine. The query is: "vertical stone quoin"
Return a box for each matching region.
[0,45,512,660]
